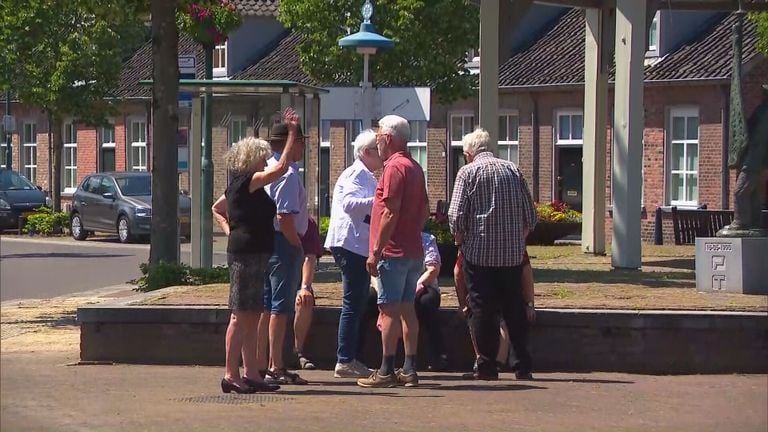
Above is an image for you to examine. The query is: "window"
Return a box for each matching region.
[450,114,474,146]
[344,120,363,166]
[130,120,147,172]
[669,108,699,206]
[213,42,227,75]
[556,110,584,145]
[63,122,78,192]
[498,114,519,164]
[230,117,247,146]
[648,12,659,52]
[22,122,37,183]
[101,124,116,172]
[320,120,331,147]
[408,120,427,176]
[449,113,474,191]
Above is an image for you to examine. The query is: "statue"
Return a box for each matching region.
[716,11,768,238]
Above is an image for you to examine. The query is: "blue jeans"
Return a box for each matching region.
[332,247,370,364]
[263,233,304,315]
[376,256,423,305]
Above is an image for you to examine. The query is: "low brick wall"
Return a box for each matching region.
[78,305,767,374]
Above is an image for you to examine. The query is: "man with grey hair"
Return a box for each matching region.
[448,127,537,381]
[325,130,382,378]
[359,115,429,388]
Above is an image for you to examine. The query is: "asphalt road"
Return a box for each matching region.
[0,236,227,301]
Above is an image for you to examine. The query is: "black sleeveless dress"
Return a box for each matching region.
[224,172,277,311]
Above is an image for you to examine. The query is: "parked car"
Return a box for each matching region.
[70,172,191,243]
[0,168,50,230]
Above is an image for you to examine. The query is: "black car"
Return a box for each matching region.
[70,172,191,243]
[0,168,50,230]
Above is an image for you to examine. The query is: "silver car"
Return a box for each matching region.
[70,172,191,243]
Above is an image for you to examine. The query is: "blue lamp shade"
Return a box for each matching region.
[338,22,394,50]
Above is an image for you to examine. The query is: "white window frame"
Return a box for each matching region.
[449,113,475,147]
[129,119,148,172]
[407,120,428,179]
[320,120,331,148]
[22,122,37,183]
[63,121,78,193]
[100,123,116,172]
[498,112,520,165]
[213,42,227,77]
[648,12,659,53]
[668,107,700,207]
[230,116,247,146]
[555,109,584,146]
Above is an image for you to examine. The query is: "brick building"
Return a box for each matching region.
[2,3,766,243]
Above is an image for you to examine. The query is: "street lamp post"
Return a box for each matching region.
[200,46,214,269]
[4,91,11,170]
[338,0,394,129]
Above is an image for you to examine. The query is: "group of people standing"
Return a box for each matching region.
[212,109,537,393]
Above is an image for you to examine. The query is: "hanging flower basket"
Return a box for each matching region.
[177,1,242,48]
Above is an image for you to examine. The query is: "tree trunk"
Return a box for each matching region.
[51,115,63,213]
[149,0,180,266]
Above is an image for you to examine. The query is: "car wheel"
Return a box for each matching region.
[117,215,133,244]
[71,213,89,241]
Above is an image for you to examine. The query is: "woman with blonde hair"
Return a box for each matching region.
[212,108,300,393]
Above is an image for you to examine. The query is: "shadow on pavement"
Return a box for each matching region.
[2,252,131,259]
[3,252,132,259]
[437,383,544,391]
[530,377,634,384]
[276,389,442,398]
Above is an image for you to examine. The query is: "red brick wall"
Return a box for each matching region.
[328,122,347,200]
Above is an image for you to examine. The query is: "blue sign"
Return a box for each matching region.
[178,56,196,108]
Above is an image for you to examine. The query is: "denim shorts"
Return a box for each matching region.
[263,233,304,315]
[375,256,424,305]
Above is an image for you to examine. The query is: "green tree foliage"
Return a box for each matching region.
[751,12,768,56]
[279,0,478,103]
[0,0,145,210]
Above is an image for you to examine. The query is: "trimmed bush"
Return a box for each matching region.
[135,261,229,292]
[23,207,69,236]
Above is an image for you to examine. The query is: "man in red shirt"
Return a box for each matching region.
[359,115,429,388]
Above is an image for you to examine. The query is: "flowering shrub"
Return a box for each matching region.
[536,200,582,223]
[177,1,241,47]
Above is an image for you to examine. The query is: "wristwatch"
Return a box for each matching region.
[526,301,535,309]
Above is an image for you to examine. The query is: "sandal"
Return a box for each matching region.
[298,354,316,370]
[266,368,308,385]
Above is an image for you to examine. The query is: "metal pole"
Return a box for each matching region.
[5,91,11,170]
[200,45,214,268]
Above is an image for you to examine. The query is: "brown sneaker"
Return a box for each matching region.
[395,369,419,387]
[357,370,397,388]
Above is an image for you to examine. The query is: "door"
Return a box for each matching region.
[449,146,467,196]
[77,176,102,229]
[101,147,115,172]
[556,147,583,212]
[318,147,330,217]
[92,176,118,230]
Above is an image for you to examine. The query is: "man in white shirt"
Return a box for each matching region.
[325,130,382,378]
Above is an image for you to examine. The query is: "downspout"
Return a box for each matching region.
[531,93,540,201]
[720,84,730,209]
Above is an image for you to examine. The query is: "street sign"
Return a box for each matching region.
[178,56,196,108]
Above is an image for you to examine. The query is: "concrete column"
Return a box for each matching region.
[581,8,610,255]
[479,0,499,145]
[612,0,645,269]
[189,96,202,268]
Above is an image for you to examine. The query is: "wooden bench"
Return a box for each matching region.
[670,207,734,245]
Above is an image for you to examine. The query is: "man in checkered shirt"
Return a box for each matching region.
[448,127,537,380]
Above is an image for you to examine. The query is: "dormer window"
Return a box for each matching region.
[648,12,659,54]
[213,42,227,77]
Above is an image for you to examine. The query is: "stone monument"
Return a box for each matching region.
[696,10,768,295]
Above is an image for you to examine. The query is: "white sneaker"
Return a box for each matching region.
[334,360,372,378]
